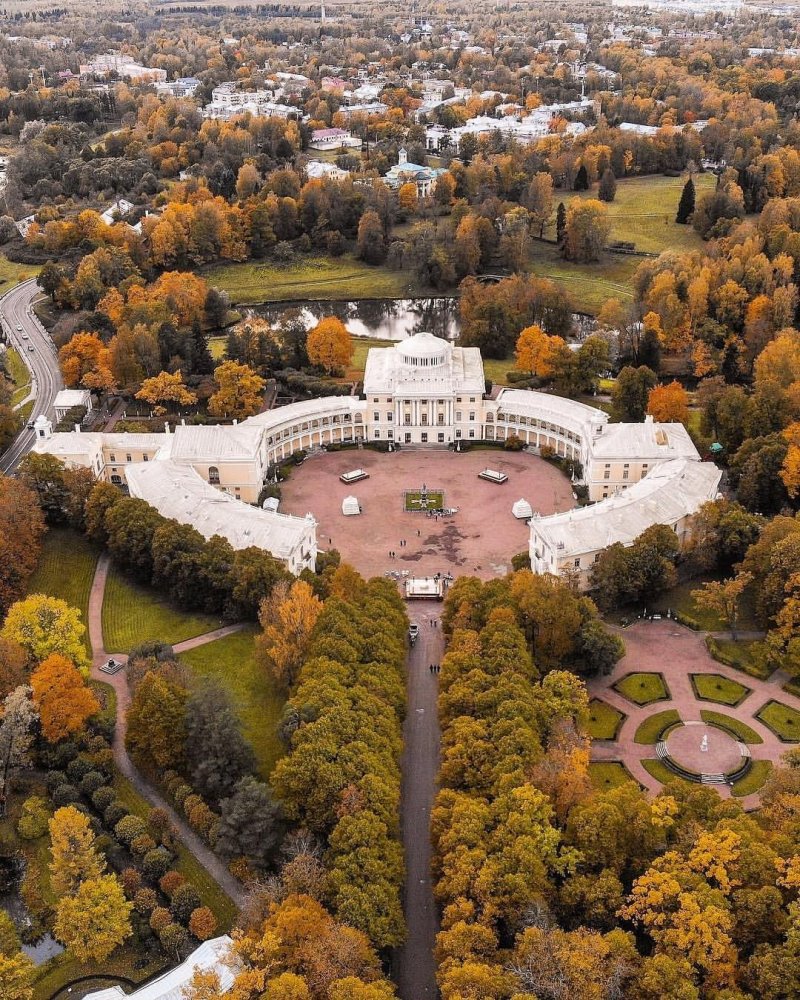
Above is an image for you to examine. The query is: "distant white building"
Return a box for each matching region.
[154,76,202,98]
[80,53,166,83]
[305,160,350,180]
[84,936,235,999]
[204,83,299,121]
[53,388,93,422]
[384,148,447,197]
[309,127,361,150]
[100,198,134,225]
[337,102,388,120]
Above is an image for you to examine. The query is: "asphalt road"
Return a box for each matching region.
[397,600,444,1000]
[0,278,63,474]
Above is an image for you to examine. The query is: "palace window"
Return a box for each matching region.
[209,466,220,484]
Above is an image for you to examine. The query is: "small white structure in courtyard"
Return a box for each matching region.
[341,495,361,516]
[512,498,533,520]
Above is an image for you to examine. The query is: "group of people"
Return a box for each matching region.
[428,663,441,674]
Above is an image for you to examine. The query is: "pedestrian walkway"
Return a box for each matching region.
[88,553,246,908]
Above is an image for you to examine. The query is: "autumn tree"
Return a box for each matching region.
[306,317,353,374]
[691,572,754,639]
[356,210,386,265]
[54,874,132,963]
[30,654,99,743]
[0,953,35,1000]
[598,168,617,203]
[1,595,89,673]
[647,381,690,424]
[257,579,323,689]
[0,639,27,701]
[526,171,554,237]
[207,360,266,420]
[125,671,187,773]
[514,325,565,378]
[0,687,37,816]
[0,476,45,618]
[48,805,106,896]
[58,332,111,389]
[563,199,610,263]
[135,370,197,415]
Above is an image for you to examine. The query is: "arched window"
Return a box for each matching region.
[111,474,122,485]
[208,466,220,484]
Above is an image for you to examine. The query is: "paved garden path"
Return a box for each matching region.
[590,620,800,811]
[87,553,247,908]
[396,601,443,1000]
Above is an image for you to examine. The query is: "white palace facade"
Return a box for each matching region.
[32,332,720,588]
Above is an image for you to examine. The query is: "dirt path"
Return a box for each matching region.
[589,620,800,810]
[396,601,443,1000]
[88,553,247,908]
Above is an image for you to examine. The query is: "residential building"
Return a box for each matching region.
[305,160,350,180]
[309,127,361,150]
[154,77,202,98]
[79,53,166,83]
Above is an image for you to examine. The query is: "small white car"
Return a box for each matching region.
[408,623,420,644]
[21,332,28,339]
[15,324,22,331]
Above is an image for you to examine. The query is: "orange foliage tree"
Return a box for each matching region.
[306,317,353,374]
[30,654,100,743]
[646,381,689,424]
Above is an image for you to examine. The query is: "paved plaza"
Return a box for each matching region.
[280,448,577,580]
[590,620,800,807]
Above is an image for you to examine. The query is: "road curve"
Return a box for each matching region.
[0,278,63,474]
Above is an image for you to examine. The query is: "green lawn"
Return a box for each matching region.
[755,701,800,743]
[5,346,31,406]
[527,241,639,313]
[404,489,445,512]
[706,638,772,680]
[102,564,222,654]
[481,356,516,387]
[691,673,750,707]
[586,698,625,740]
[613,672,670,706]
[562,173,718,255]
[651,577,758,632]
[732,759,773,797]
[208,335,227,360]
[0,253,39,292]
[642,758,689,785]
[700,710,763,744]
[27,528,100,656]
[588,761,636,791]
[180,626,285,781]
[204,254,415,304]
[634,709,681,744]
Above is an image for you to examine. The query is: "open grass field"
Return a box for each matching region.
[180,626,286,781]
[614,671,670,706]
[651,577,758,632]
[756,701,800,742]
[732,759,773,797]
[586,698,625,740]
[404,489,446,512]
[588,761,636,790]
[27,528,100,656]
[102,564,222,654]
[700,709,763,744]
[0,253,39,293]
[691,673,751,707]
[5,346,31,406]
[634,709,681,744]
[204,254,415,305]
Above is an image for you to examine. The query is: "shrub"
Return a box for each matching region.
[142,847,173,882]
[188,802,217,841]
[504,434,525,451]
[173,784,192,809]
[17,796,50,840]
[0,909,21,955]
[159,922,188,958]
[52,783,80,807]
[116,869,139,899]
[66,756,94,783]
[147,808,173,842]
[130,833,157,857]
[159,871,186,898]
[149,907,172,934]
[104,801,128,827]
[182,793,203,819]
[80,771,107,797]
[45,770,68,794]
[134,887,159,916]
[115,815,148,846]
[189,906,217,941]
[92,786,116,812]
[170,884,201,924]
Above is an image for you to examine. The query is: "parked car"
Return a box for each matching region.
[408,623,420,645]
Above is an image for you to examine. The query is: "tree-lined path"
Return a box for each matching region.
[397,600,443,999]
[87,553,246,908]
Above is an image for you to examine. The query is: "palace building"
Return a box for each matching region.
[32,333,721,587]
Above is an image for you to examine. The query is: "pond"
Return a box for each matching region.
[251,296,462,341]
[0,855,64,965]
[249,296,597,344]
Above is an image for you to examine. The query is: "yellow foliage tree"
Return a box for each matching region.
[48,805,106,896]
[306,317,353,374]
[646,381,689,424]
[398,182,419,213]
[135,370,198,415]
[58,333,111,389]
[257,580,323,689]
[208,360,266,420]
[1,594,89,674]
[54,874,132,963]
[514,325,565,377]
[31,654,99,743]
[781,423,800,498]
[0,952,35,1000]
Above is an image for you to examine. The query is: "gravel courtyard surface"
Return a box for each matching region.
[280,448,577,580]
